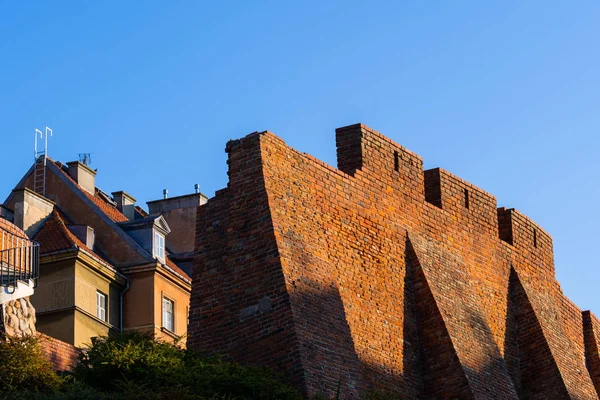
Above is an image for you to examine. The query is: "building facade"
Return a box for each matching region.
[188,123,600,399]
[3,158,203,347]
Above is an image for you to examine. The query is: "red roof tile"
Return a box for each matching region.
[165,255,191,279]
[44,160,189,281]
[0,218,28,240]
[49,160,128,223]
[33,209,114,268]
[33,210,77,254]
[0,218,33,251]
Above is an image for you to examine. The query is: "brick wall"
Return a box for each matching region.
[189,123,600,399]
[38,333,80,372]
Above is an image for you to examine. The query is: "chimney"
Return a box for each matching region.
[68,225,95,250]
[146,189,208,254]
[112,191,136,220]
[67,161,97,195]
[12,188,54,236]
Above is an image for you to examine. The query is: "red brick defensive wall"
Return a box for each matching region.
[188,123,600,399]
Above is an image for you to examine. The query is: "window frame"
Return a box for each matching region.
[154,231,165,262]
[96,291,107,322]
[162,296,174,333]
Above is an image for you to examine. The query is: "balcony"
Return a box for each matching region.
[0,230,39,303]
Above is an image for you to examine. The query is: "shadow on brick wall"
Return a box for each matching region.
[503,268,571,400]
[284,230,427,398]
[289,277,425,399]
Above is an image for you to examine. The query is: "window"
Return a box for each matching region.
[163,297,174,332]
[154,232,165,261]
[96,291,107,322]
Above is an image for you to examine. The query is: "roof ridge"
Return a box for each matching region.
[33,209,78,252]
[50,209,82,249]
[47,159,129,223]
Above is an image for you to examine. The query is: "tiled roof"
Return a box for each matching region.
[0,218,33,252]
[33,210,77,254]
[45,160,190,281]
[49,160,129,223]
[33,209,113,268]
[165,254,191,279]
[0,218,28,240]
[135,206,149,219]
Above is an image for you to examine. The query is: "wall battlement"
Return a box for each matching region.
[189,123,596,399]
[335,123,549,256]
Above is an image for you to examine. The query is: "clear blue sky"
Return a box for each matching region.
[1,2,599,311]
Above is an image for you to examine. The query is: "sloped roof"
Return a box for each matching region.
[118,214,171,235]
[33,208,113,269]
[135,206,149,219]
[0,218,32,253]
[0,218,28,241]
[164,253,191,279]
[39,160,190,280]
[50,160,129,223]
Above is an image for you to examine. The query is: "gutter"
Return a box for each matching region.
[120,276,130,333]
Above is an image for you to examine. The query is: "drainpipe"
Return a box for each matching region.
[120,276,130,333]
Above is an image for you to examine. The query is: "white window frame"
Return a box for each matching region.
[154,232,165,262]
[162,296,174,332]
[96,291,107,322]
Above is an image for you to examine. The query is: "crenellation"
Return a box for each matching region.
[497,208,553,256]
[498,207,514,245]
[424,168,442,208]
[423,167,498,237]
[336,124,424,196]
[189,122,595,399]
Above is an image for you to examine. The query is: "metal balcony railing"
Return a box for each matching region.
[0,242,40,291]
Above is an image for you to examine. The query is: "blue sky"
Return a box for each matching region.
[1,2,599,311]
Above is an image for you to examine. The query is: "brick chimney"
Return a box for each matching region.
[11,188,54,236]
[67,161,97,195]
[112,191,136,220]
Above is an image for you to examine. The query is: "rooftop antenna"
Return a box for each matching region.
[33,126,52,196]
[163,189,168,199]
[79,153,92,166]
[194,184,200,194]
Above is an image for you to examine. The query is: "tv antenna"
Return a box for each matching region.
[79,153,92,166]
[33,127,52,196]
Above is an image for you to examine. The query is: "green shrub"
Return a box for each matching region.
[72,331,301,400]
[73,331,185,392]
[1,332,301,399]
[0,335,62,394]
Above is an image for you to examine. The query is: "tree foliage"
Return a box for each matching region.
[0,335,62,394]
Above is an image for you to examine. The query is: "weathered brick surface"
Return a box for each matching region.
[189,123,600,399]
[38,333,80,372]
[584,311,600,397]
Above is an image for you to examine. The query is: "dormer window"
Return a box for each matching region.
[154,232,165,262]
[118,215,171,263]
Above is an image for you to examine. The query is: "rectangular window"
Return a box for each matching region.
[163,297,174,332]
[154,232,165,261]
[96,291,107,322]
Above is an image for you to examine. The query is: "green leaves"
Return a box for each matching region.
[0,332,301,399]
[72,331,301,400]
[0,335,62,394]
